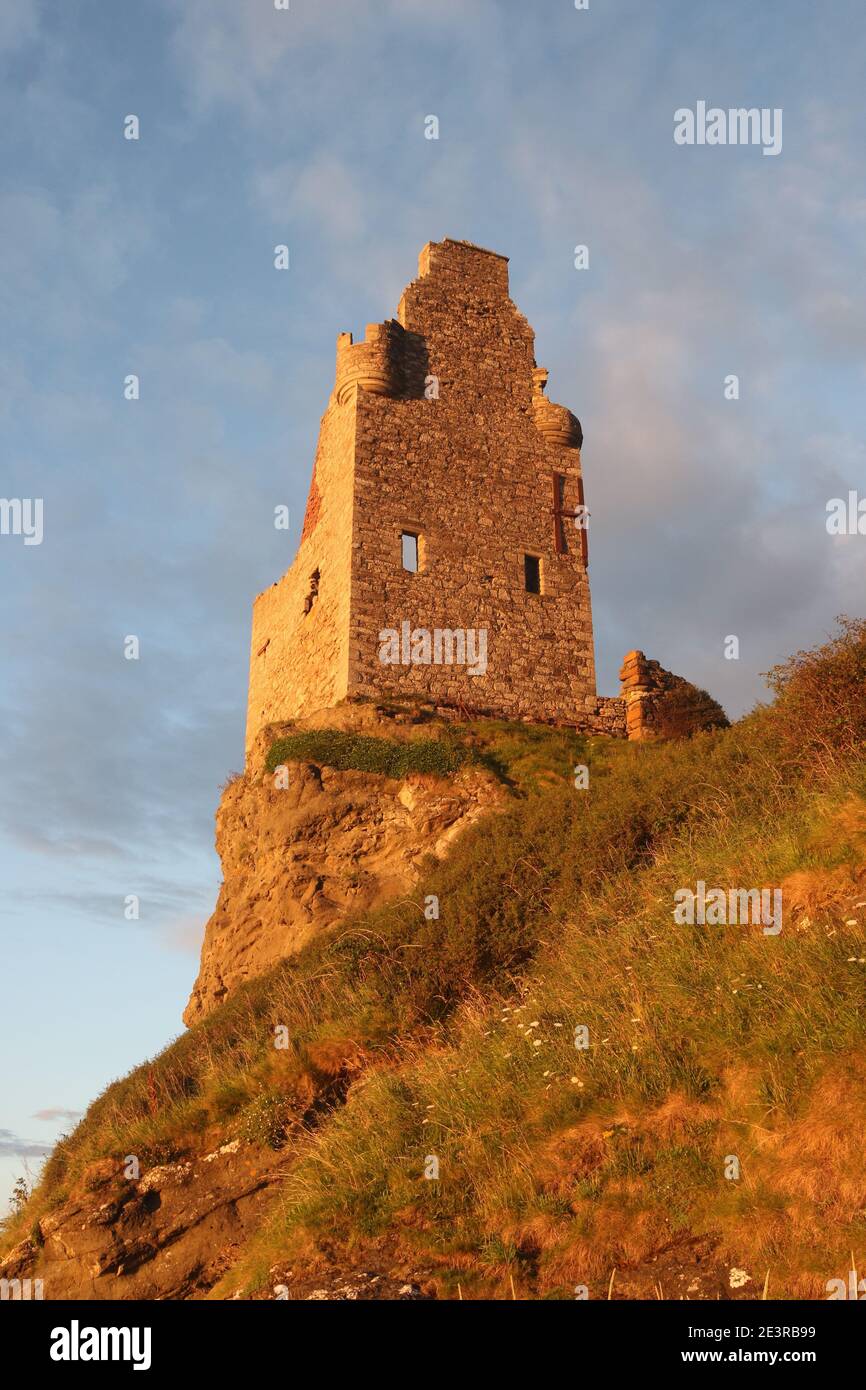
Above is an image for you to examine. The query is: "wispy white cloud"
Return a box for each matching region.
[166,0,501,121]
[254,154,367,241]
[0,184,153,340]
[0,1128,52,1159]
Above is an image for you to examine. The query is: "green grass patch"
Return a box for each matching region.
[265,729,468,779]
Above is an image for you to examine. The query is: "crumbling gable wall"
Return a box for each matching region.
[345,239,595,722]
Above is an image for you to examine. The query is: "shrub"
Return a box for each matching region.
[8,1176,31,1218]
[764,615,866,775]
[652,682,729,739]
[239,1090,292,1150]
[265,729,467,779]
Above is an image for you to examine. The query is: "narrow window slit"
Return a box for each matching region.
[524,554,541,594]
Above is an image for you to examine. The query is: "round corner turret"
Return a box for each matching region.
[335,320,406,404]
[531,366,583,449]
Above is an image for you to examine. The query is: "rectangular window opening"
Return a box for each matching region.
[401,531,419,573]
[524,554,541,594]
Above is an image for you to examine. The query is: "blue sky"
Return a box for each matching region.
[2,0,865,1211]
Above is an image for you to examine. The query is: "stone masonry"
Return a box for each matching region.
[619,650,729,741]
[245,239,596,757]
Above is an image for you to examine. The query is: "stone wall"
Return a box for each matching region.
[245,394,356,750]
[347,239,595,722]
[578,694,628,738]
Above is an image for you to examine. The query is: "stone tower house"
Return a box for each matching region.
[245,238,599,756]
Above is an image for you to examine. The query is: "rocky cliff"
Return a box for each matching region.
[184,705,507,1025]
[0,1143,284,1300]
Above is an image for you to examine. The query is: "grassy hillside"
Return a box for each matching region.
[5,620,866,1299]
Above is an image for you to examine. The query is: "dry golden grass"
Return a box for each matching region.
[6,620,866,1300]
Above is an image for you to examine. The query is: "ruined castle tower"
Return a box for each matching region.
[245,239,597,756]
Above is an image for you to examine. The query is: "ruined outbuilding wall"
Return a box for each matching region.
[619,650,729,741]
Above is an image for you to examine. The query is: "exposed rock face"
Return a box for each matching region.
[183,713,507,1026]
[0,1139,442,1301]
[0,1144,283,1301]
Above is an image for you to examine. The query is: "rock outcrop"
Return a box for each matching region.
[0,1143,283,1301]
[184,707,507,1026]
